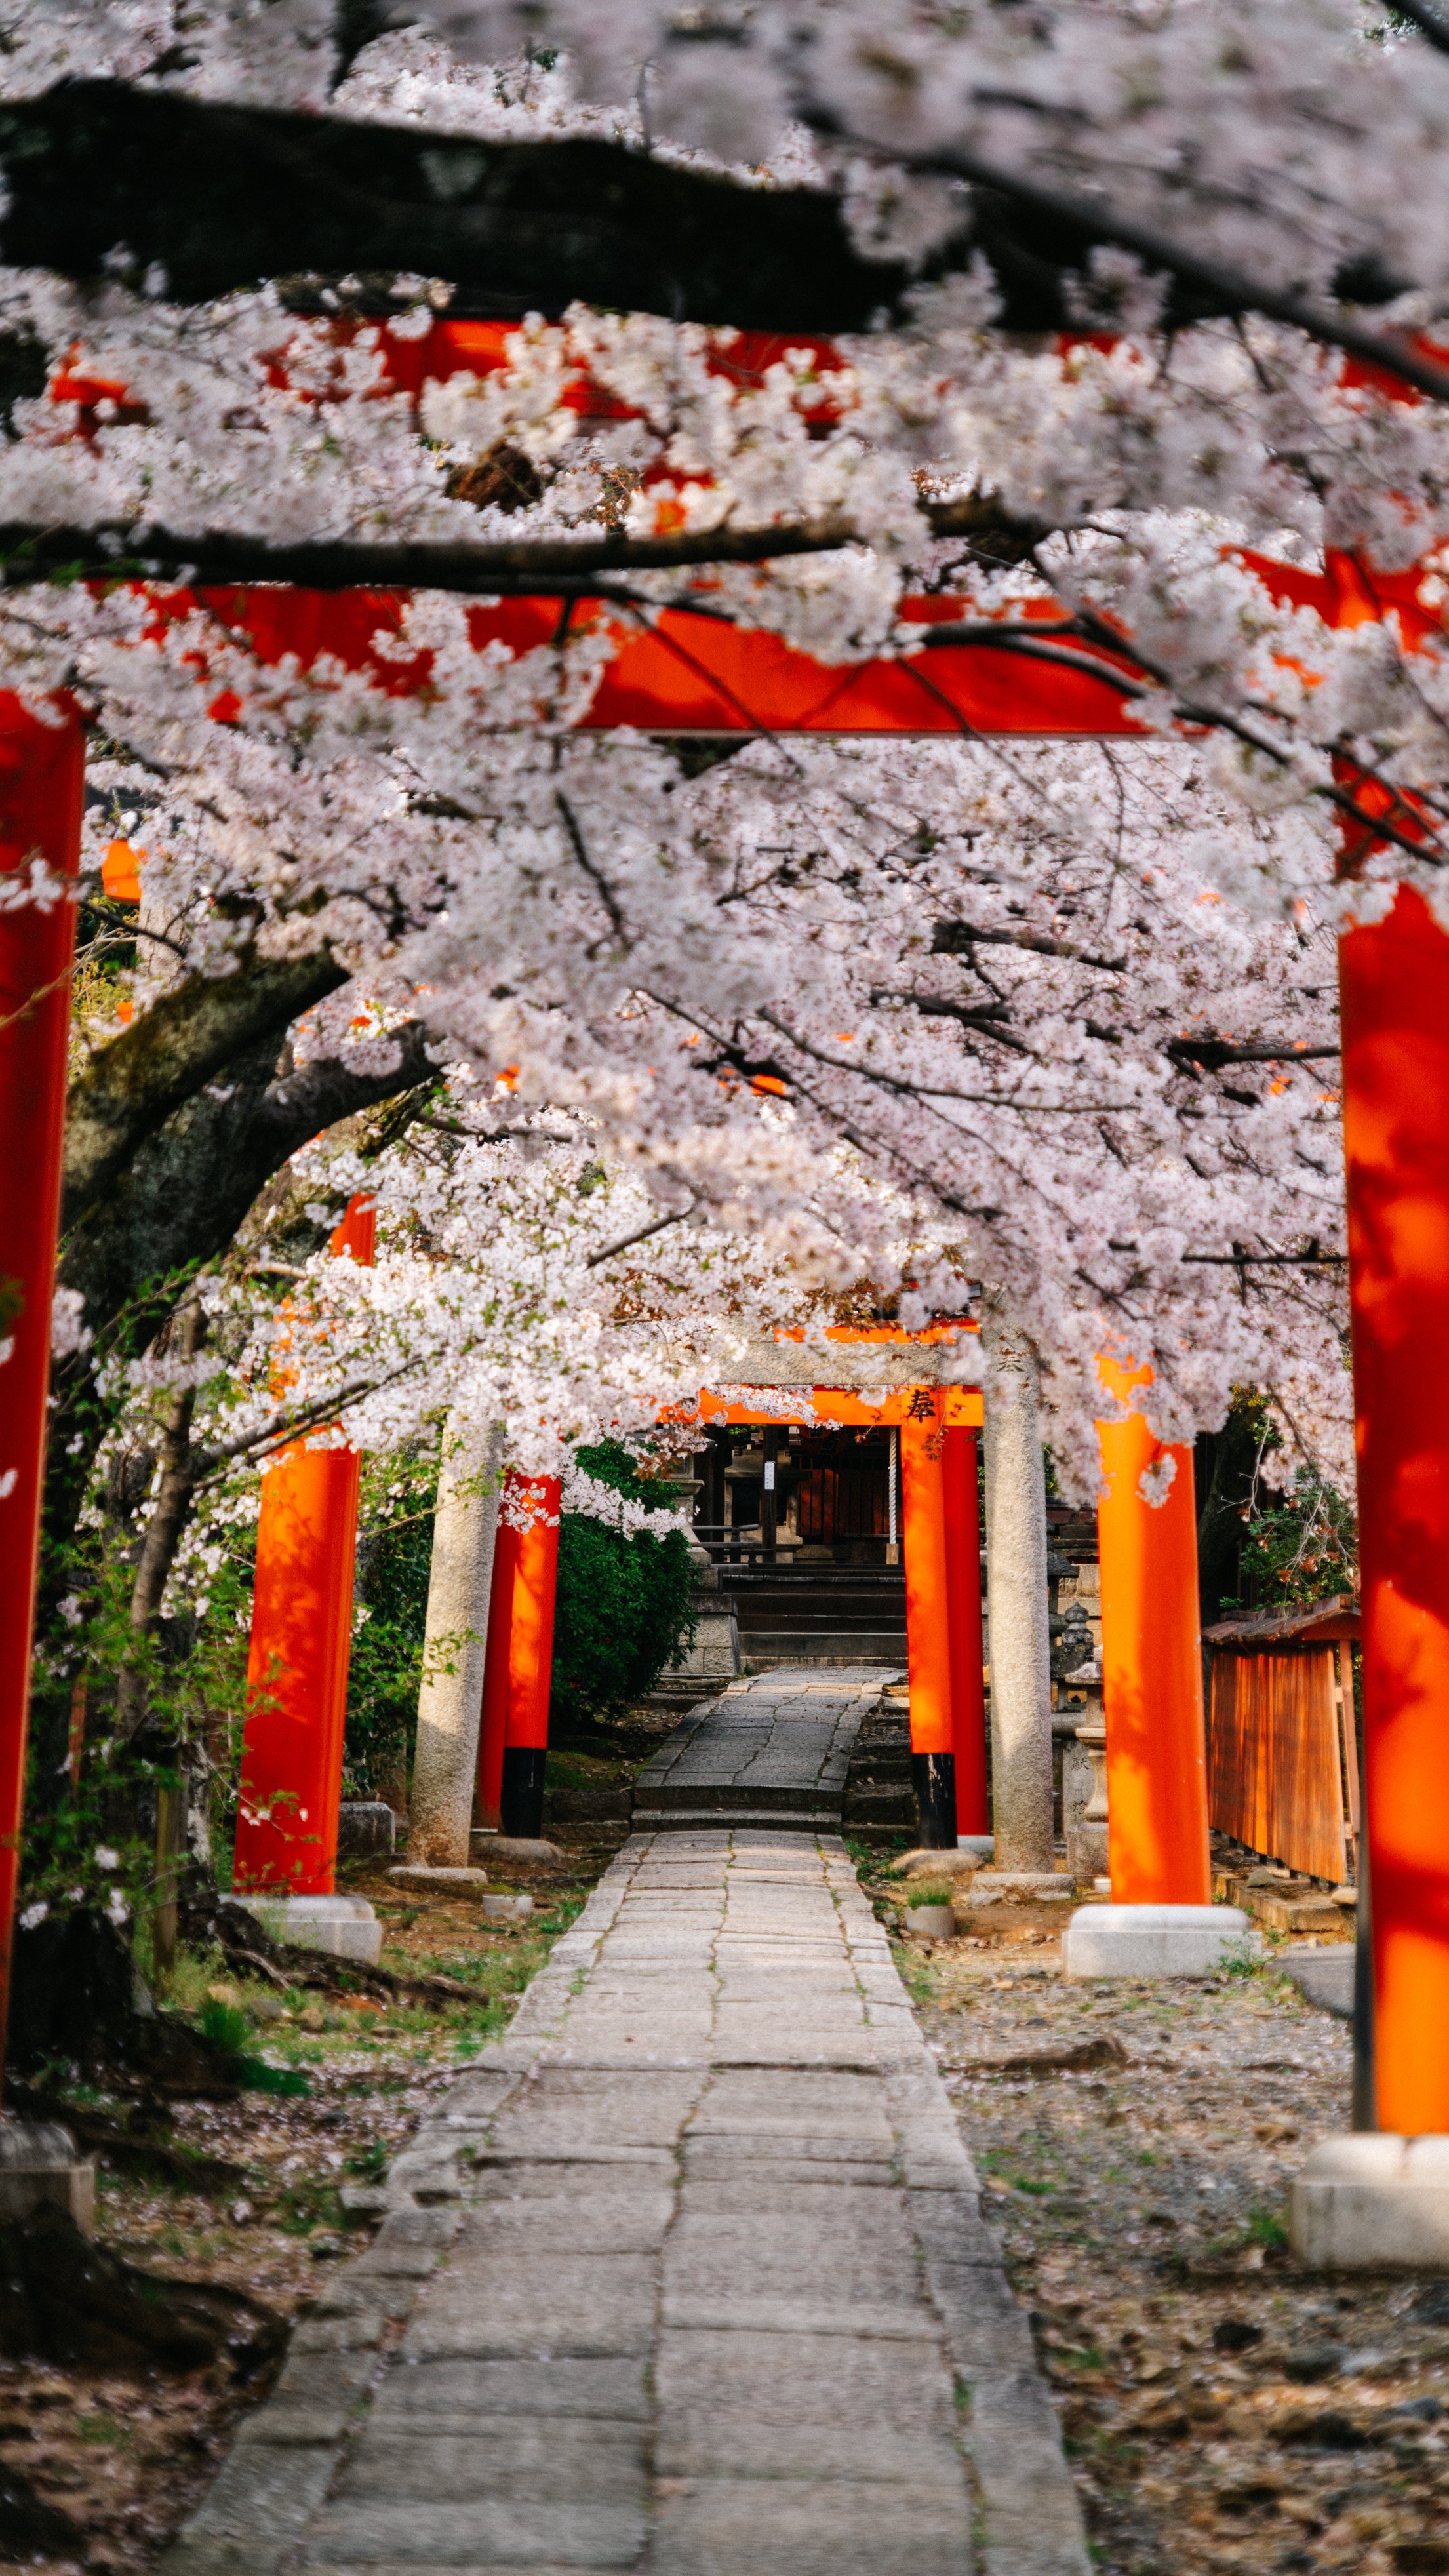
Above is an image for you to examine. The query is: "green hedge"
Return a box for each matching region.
[550,1442,696,1728]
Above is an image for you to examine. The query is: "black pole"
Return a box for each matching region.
[762,1427,778,1566]
[912,1751,957,1850]
[1352,1818,1376,2131]
[500,1747,547,1840]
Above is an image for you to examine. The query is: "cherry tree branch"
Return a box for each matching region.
[0,494,1043,594]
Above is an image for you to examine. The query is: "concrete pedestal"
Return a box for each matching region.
[1292,2135,1449,2270]
[1063,1902,1256,1979]
[231,1892,382,1964]
[0,2118,94,2230]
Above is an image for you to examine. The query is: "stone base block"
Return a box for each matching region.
[972,1871,1075,1903]
[470,1833,565,1864]
[388,1864,488,1897]
[230,1893,382,1965]
[0,2119,94,2231]
[957,1834,995,1862]
[1063,1902,1256,1979]
[336,1800,395,1860]
[890,1847,985,1880]
[1065,1820,1109,1888]
[1292,2135,1449,2269]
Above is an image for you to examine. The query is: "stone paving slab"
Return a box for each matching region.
[163,1686,1087,2576]
[632,1667,889,1831]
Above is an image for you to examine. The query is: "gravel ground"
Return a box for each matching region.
[888,1891,1449,2576]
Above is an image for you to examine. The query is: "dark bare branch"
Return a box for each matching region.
[1166,1037,1340,1071]
[1,77,1438,395]
[0,490,1044,594]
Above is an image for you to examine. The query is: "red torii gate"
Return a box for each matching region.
[0,319,1436,2149]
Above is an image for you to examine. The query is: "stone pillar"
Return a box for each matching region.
[981,1328,1055,1872]
[408,1417,504,1867]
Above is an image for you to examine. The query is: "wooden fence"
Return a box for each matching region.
[1204,1600,1360,1884]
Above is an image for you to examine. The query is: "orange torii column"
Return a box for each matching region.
[231,1195,382,1963]
[1289,886,1449,2267]
[1062,1356,1251,1980]
[0,700,85,2107]
[1237,565,1449,2252]
[900,1398,957,1848]
[943,1423,989,1843]
[475,1471,561,1844]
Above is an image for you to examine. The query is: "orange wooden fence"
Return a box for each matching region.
[1204,1599,1360,1885]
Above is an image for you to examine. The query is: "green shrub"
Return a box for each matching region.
[550,1443,697,1728]
[199,1994,309,2095]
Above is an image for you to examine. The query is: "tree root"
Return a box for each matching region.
[0,2202,288,2376]
[0,2460,83,2558]
[195,1893,481,2008]
[9,2080,248,2191]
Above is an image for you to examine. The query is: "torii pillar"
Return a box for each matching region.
[1291,889,1449,2265]
[231,1195,383,1963]
[1062,1357,1248,1978]
[475,1471,561,1845]
[0,700,85,2124]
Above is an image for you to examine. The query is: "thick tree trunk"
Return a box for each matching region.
[62,946,351,1227]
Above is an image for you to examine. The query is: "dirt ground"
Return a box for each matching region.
[864,1859,1446,2576]
[1,1836,620,2575]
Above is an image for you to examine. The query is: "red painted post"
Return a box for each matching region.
[0,702,85,2087]
[901,1400,957,1847]
[943,1424,988,1837]
[475,1471,560,1842]
[1095,1355,1212,1904]
[233,1195,375,1895]
[1338,886,1449,2135]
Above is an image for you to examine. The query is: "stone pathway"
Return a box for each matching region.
[633,1665,888,1833]
[165,1691,1089,2576]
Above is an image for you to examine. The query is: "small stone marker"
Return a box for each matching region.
[336,1800,396,1859]
[0,2118,94,2230]
[230,1891,383,1964]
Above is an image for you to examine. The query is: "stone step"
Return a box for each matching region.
[741,1633,907,1664]
[642,1780,842,1815]
[843,1788,917,1825]
[632,1804,843,1833]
